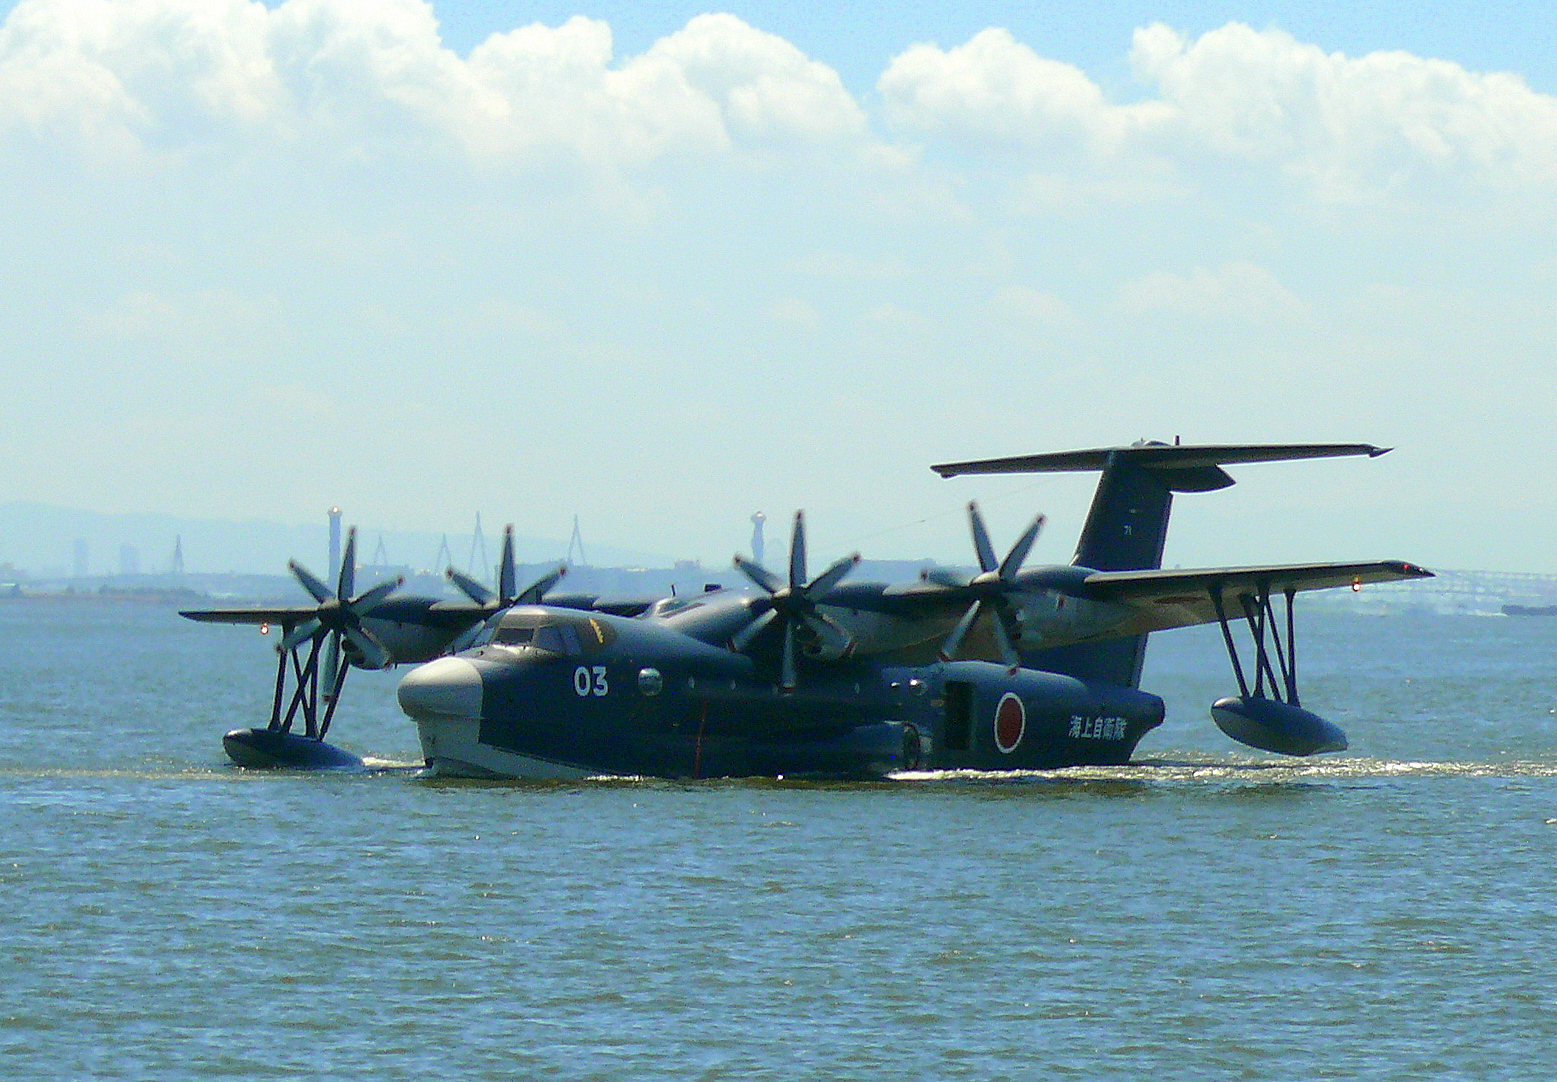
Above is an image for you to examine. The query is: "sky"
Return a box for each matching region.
[2,0,1555,576]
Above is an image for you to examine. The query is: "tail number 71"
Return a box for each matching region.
[573,665,609,697]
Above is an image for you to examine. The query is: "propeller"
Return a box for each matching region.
[731,510,861,691]
[278,527,403,698]
[937,502,1045,669]
[446,524,568,651]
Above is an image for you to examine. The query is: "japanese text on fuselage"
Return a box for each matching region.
[1069,715,1127,741]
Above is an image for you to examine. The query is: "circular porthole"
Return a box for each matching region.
[637,667,664,696]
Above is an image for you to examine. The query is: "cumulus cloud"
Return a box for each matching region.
[1131,22,1557,198]
[879,21,1557,203]
[78,287,280,341]
[1116,261,1309,323]
[879,28,1171,158]
[5,3,1554,208]
[0,0,870,168]
[990,284,1075,327]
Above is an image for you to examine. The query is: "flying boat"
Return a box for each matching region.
[182,441,1431,777]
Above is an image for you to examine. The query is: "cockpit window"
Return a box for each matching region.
[490,611,615,656]
[533,623,583,656]
[648,597,702,618]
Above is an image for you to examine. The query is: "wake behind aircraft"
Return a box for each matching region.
[182,441,1431,777]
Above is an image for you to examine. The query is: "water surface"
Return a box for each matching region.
[2,602,1555,1079]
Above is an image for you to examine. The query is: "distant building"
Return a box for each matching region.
[119,544,140,576]
[72,539,88,579]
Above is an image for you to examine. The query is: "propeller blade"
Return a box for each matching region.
[498,525,517,603]
[348,576,403,616]
[998,514,1045,581]
[448,608,505,655]
[990,609,1021,670]
[731,607,778,652]
[939,599,983,662]
[321,632,342,698]
[343,623,391,670]
[516,565,566,605]
[279,617,322,653]
[731,510,858,690]
[802,611,856,660]
[789,510,807,590]
[804,552,860,599]
[780,618,798,691]
[447,567,494,606]
[289,560,334,604]
[734,555,784,595]
[969,502,998,574]
[337,527,357,600]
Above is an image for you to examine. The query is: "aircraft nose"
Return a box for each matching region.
[398,656,484,719]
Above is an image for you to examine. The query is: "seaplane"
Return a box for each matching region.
[181,441,1431,777]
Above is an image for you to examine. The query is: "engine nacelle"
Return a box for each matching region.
[1211,695,1348,756]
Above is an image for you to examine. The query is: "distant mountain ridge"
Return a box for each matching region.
[0,502,674,578]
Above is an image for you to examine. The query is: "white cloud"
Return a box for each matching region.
[768,297,821,328]
[0,1,872,169]
[78,287,279,341]
[877,21,1557,205]
[862,302,931,331]
[791,251,914,280]
[7,4,1554,208]
[879,28,1171,158]
[1116,261,1309,323]
[1131,22,1557,199]
[990,285,1075,327]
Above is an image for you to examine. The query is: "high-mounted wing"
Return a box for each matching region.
[1075,559,1433,637]
[179,606,322,626]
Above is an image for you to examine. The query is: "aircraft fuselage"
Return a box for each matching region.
[397,598,1166,779]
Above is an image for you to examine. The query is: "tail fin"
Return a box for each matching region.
[932,441,1389,685]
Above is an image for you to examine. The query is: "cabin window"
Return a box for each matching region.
[492,613,615,656]
[533,623,584,656]
[944,681,973,752]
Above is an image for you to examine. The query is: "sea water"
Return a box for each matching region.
[2,600,1555,1079]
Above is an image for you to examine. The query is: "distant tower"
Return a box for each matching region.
[118,544,140,576]
[566,515,589,566]
[328,507,342,582]
[169,535,185,578]
[467,513,489,575]
[434,533,454,572]
[750,512,767,566]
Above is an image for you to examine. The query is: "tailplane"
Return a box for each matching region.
[932,441,1389,685]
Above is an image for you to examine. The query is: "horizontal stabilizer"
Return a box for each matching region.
[932,442,1389,491]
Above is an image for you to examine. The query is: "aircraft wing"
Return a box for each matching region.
[1077,560,1433,634]
[180,601,501,630]
[179,606,321,626]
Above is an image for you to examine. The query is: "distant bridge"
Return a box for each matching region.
[1317,568,1557,615]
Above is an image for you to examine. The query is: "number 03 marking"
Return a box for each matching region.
[573,665,608,697]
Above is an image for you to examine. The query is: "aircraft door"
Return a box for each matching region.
[944,680,973,752]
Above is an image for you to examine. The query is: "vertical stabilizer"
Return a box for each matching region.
[1072,450,1179,572]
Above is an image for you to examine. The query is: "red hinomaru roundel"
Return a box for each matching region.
[995,693,1025,754]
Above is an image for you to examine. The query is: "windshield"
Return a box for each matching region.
[490,612,614,656]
